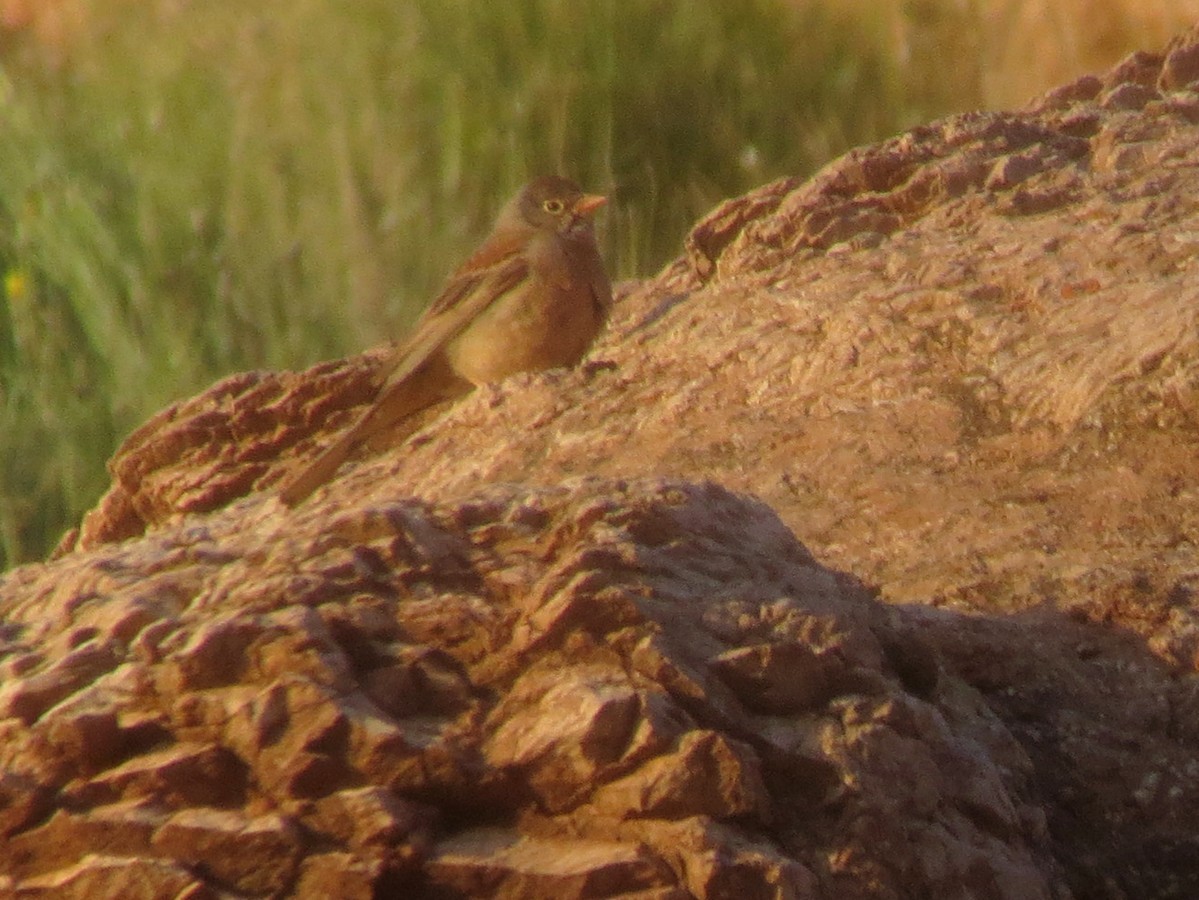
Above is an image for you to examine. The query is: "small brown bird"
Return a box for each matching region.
[278,175,612,506]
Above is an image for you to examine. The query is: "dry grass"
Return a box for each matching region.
[826,0,1199,110]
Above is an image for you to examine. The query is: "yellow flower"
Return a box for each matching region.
[4,269,28,302]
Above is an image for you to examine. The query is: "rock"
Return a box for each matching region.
[0,477,1067,897]
[15,854,209,900]
[427,829,680,899]
[1161,35,1199,90]
[4,802,165,883]
[8,22,1199,900]
[592,729,771,822]
[0,640,118,725]
[709,642,840,714]
[310,785,431,849]
[484,666,646,811]
[293,852,387,900]
[628,819,817,900]
[0,772,52,840]
[150,808,302,895]
[62,742,247,809]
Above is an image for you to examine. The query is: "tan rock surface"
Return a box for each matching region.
[1,479,1060,898]
[7,25,1199,900]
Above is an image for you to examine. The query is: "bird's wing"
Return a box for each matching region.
[378,235,530,388]
[279,241,530,507]
[428,229,530,316]
[586,252,614,320]
[564,233,614,321]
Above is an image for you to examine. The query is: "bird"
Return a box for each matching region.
[277,175,612,506]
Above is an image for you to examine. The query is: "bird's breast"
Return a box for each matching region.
[444,263,604,386]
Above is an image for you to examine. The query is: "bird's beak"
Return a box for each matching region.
[573,194,608,218]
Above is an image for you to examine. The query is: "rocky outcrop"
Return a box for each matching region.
[7,24,1199,900]
[1,479,1067,897]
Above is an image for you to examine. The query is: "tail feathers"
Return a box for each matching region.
[277,365,464,507]
[277,430,358,507]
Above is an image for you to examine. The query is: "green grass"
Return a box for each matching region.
[0,0,941,566]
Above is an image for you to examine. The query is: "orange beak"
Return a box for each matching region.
[573,193,608,218]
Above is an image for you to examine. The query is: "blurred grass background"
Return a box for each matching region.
[0,0,1195,566]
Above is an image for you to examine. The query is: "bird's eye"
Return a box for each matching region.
[542,198,565,214]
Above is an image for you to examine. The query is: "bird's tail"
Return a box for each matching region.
[277,363,463,507]
[277,429,359,507]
